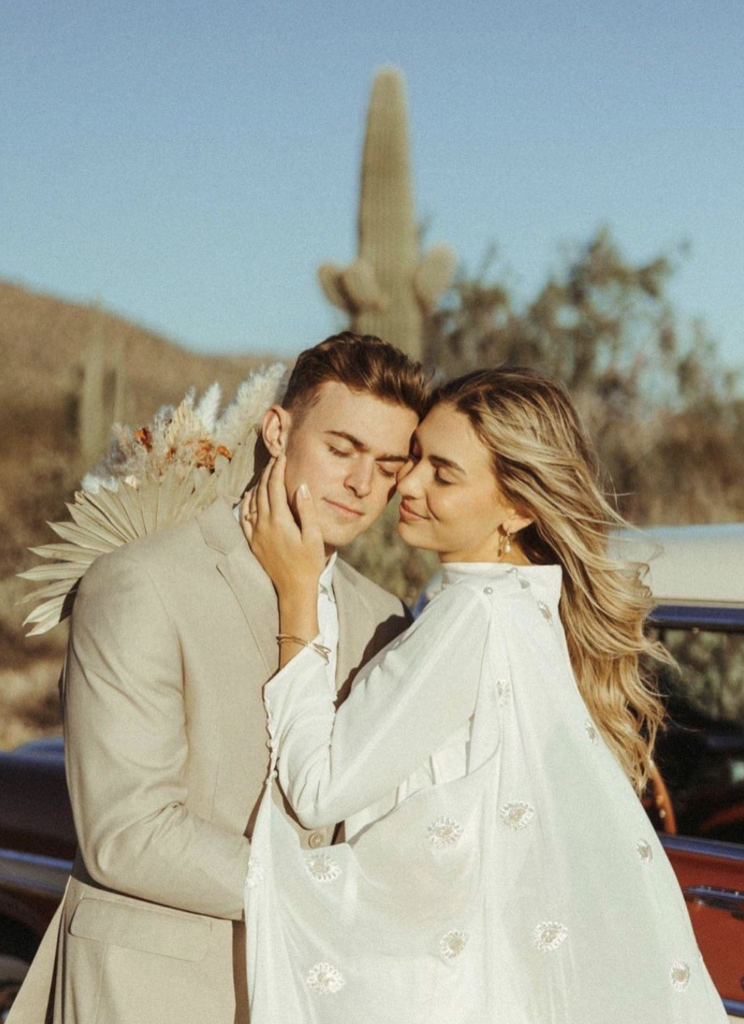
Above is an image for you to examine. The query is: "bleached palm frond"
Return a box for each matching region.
[217,363,287,451]
[20,363,287,635]
[195,382,222,434]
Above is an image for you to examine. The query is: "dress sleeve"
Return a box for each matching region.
[264,582,489,829]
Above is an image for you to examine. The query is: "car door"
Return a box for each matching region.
[650,602,744,1019]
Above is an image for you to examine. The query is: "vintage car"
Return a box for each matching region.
[629,524,744,1019]
[1,524,743,1019]
[0,735,73,1020]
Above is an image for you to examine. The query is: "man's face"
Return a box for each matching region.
[281,382,419,553]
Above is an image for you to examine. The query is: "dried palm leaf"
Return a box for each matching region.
[20,363,286,635]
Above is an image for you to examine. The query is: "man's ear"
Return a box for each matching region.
[261,405,292,457]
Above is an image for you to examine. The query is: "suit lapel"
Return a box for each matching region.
[197,501,376,690]
[197,500,279,676]
[217,546,278,675]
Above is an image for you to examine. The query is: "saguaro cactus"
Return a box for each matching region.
[318,67,455,361]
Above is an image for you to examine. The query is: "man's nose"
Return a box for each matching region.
[345,458,374,498]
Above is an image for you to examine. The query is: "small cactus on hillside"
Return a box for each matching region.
[318,67,456,361]
[77,301,125,471]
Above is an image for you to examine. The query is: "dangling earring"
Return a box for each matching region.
[498,527,512,560]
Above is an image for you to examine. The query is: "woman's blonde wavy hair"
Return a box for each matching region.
[436,367,669,794]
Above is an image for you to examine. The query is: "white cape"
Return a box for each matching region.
[245,563,727,1023]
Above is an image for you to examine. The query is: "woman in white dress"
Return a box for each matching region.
[241,367,727,1023]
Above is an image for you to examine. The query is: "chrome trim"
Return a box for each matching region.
[660,834,744,863]
[723,998,744,1017]
[0,848,71,899]
[684,885,744,918]
[651,604,744,631]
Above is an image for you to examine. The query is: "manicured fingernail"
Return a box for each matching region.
[299,483,310,499]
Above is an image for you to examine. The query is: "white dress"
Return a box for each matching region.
[244,562,727,1023]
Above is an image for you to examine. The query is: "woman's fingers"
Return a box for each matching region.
[268,453,295,527]
[242,488,257,527]
[240,492,255,546]
[294,483,324,553]
[255,457,273,521]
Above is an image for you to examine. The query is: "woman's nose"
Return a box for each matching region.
[396,459,421,496]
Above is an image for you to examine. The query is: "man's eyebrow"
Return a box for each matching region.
[325,431,409,463]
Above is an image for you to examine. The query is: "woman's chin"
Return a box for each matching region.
[396,518,436,551]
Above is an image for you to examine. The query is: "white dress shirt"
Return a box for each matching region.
[316,554,338,684]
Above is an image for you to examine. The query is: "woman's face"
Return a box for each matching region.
[396,402,530,563]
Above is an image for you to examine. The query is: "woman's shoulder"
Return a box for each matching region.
[417,570,502,624]
[417,563,562,636]
[438,562,560,600]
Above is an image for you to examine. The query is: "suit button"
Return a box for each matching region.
[308,831,324,849]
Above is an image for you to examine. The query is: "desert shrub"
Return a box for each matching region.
[424,227,743,526]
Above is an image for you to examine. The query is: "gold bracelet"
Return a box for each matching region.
[276,634,332,664]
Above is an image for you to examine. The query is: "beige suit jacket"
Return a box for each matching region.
[9,499,409,1024]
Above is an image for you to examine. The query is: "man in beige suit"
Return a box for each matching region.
[9,333,428,1024]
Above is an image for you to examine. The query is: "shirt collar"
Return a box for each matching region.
[319,552,337,601]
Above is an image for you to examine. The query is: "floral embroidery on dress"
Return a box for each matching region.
[636,839,653,865]
[304,851,342,883]
[427,816,463,848]
[245,855,263,889]
[439,930,469,960]
[506,567,531,589]
[537,600,553,622]
[496,679,512,707]
[500,802,535,831]
[585,719,599,745]
[670,960,691,991]
[533,921,568,952]
[306,962,346,994]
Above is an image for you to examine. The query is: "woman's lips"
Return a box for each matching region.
[399,501,426,523]
[324,498,364,518]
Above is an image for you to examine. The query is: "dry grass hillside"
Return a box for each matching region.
[0,280,282,746]
[0,278,275,437]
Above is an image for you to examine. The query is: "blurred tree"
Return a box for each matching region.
[423,227,743,526]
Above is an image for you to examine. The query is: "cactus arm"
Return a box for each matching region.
[318,263,352,312]
[340,257,387,312]
[413,244,457,312]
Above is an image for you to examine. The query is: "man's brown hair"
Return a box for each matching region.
[283,332,430,419]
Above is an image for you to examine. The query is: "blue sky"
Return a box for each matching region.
[2,0,743,371]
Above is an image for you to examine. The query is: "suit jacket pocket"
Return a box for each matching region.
[68,896,211,962]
